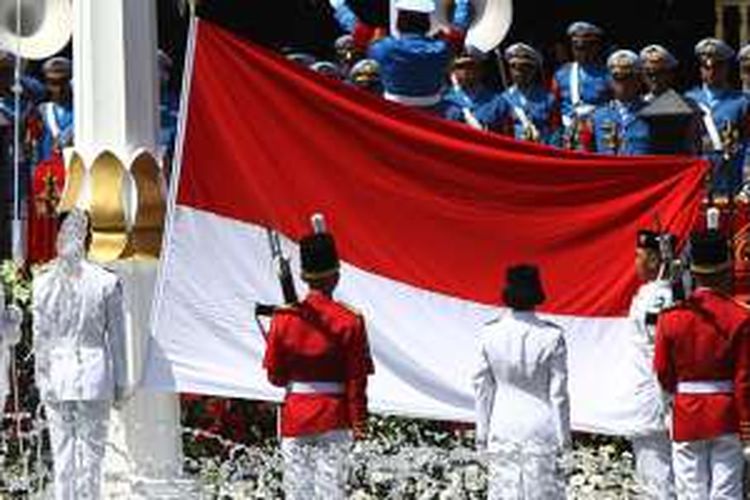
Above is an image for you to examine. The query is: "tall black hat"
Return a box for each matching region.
[300,215,340,281]
[689,230,730,274]
[502,264,546,309]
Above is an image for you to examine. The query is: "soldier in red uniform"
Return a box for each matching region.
[654,230,750,499]
[263,220,374,500]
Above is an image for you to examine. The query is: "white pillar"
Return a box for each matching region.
[70,1,193,497]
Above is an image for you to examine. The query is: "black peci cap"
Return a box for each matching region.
[300,232,340,281]
[503,264,546,309]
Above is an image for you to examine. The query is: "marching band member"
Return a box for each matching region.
[685,38,749,196]
[627,230,676,499]
[473,264,570,500]
[590,50,651,155]
[552,21,611,150]
[501,43,561,145]
[368,0,451,115]
[33,209,127,499]
[263,216,374,500]
[654,230,750,499]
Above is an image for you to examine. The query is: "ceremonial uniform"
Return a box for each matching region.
[591,99,651,155]
[32,57,74,165]
[264,221,374,500]
[553,22,610,149]
[473,265,570,500]
[686,39,750,195]
[443,85,506,131]
[502,44,561,145]
[33,210,127,500]
[588,50,652,156]
[0,288,22,414]
[626,231,676,499]
[368,0,450,114]
[654,231,750,500]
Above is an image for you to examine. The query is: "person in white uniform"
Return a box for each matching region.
[32,209,127,500]
[473,264,570,500]
[0,285,22,414]
[627,229,676,499]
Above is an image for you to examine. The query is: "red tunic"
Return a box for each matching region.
[27,154,66,264]
[654,288,750,442]
[263,291,374,437]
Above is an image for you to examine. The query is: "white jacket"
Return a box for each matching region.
[0,304,22,398]
[33,261,126,402]
[626,279,674,435]
[473,310,571,451]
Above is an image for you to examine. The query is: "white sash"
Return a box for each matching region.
[509,91,540,140]
[697,102,723,152]
[44,102,61,141]
[570,62,582,107]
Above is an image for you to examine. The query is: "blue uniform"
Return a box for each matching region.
[368,34,450,104]
[502,85,561,145]
[685,86,749,194]
[591,99,651,155]
[553,62,611,127]
[443,86,506,128]
[34,101,73,164]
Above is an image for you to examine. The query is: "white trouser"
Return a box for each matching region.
[631,432,675,499]
[280,429,351,500]
[486,446,565,500]
[45,400,110,500]
[672,433,744,500]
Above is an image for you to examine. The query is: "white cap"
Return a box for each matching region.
[695,38,735,61]
[567,21,604,37]
[504,43,543,67]
[607,49,641,71]
[640,44,678,69]
[395,0,436,14]
[739,44,750,62]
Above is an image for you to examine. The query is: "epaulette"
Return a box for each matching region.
[338,301,363,317]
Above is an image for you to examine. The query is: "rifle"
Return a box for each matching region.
[254,228,298,324]
[654,215,686,302]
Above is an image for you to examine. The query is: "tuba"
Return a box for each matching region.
[434,0,513,53]
[0,0,72,60]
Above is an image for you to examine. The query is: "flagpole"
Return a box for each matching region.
[11,0,23,262]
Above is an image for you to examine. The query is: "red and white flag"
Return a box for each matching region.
[144,20,707,433]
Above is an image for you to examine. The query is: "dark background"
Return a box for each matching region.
[157,0,719,90]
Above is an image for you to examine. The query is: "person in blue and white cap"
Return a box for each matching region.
[685,38,749,196]
[443,53,508,131]
[347,59,382,94]
[501,43,561,145]
[33,57,74,164]
[552,21,611,150]
[640,45,678,102]
[368,0,451,114]
[589,49,651,155]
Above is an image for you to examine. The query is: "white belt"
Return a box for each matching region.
[384,91,442,107]
[287,381,345,394]
[677,380,734,394]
